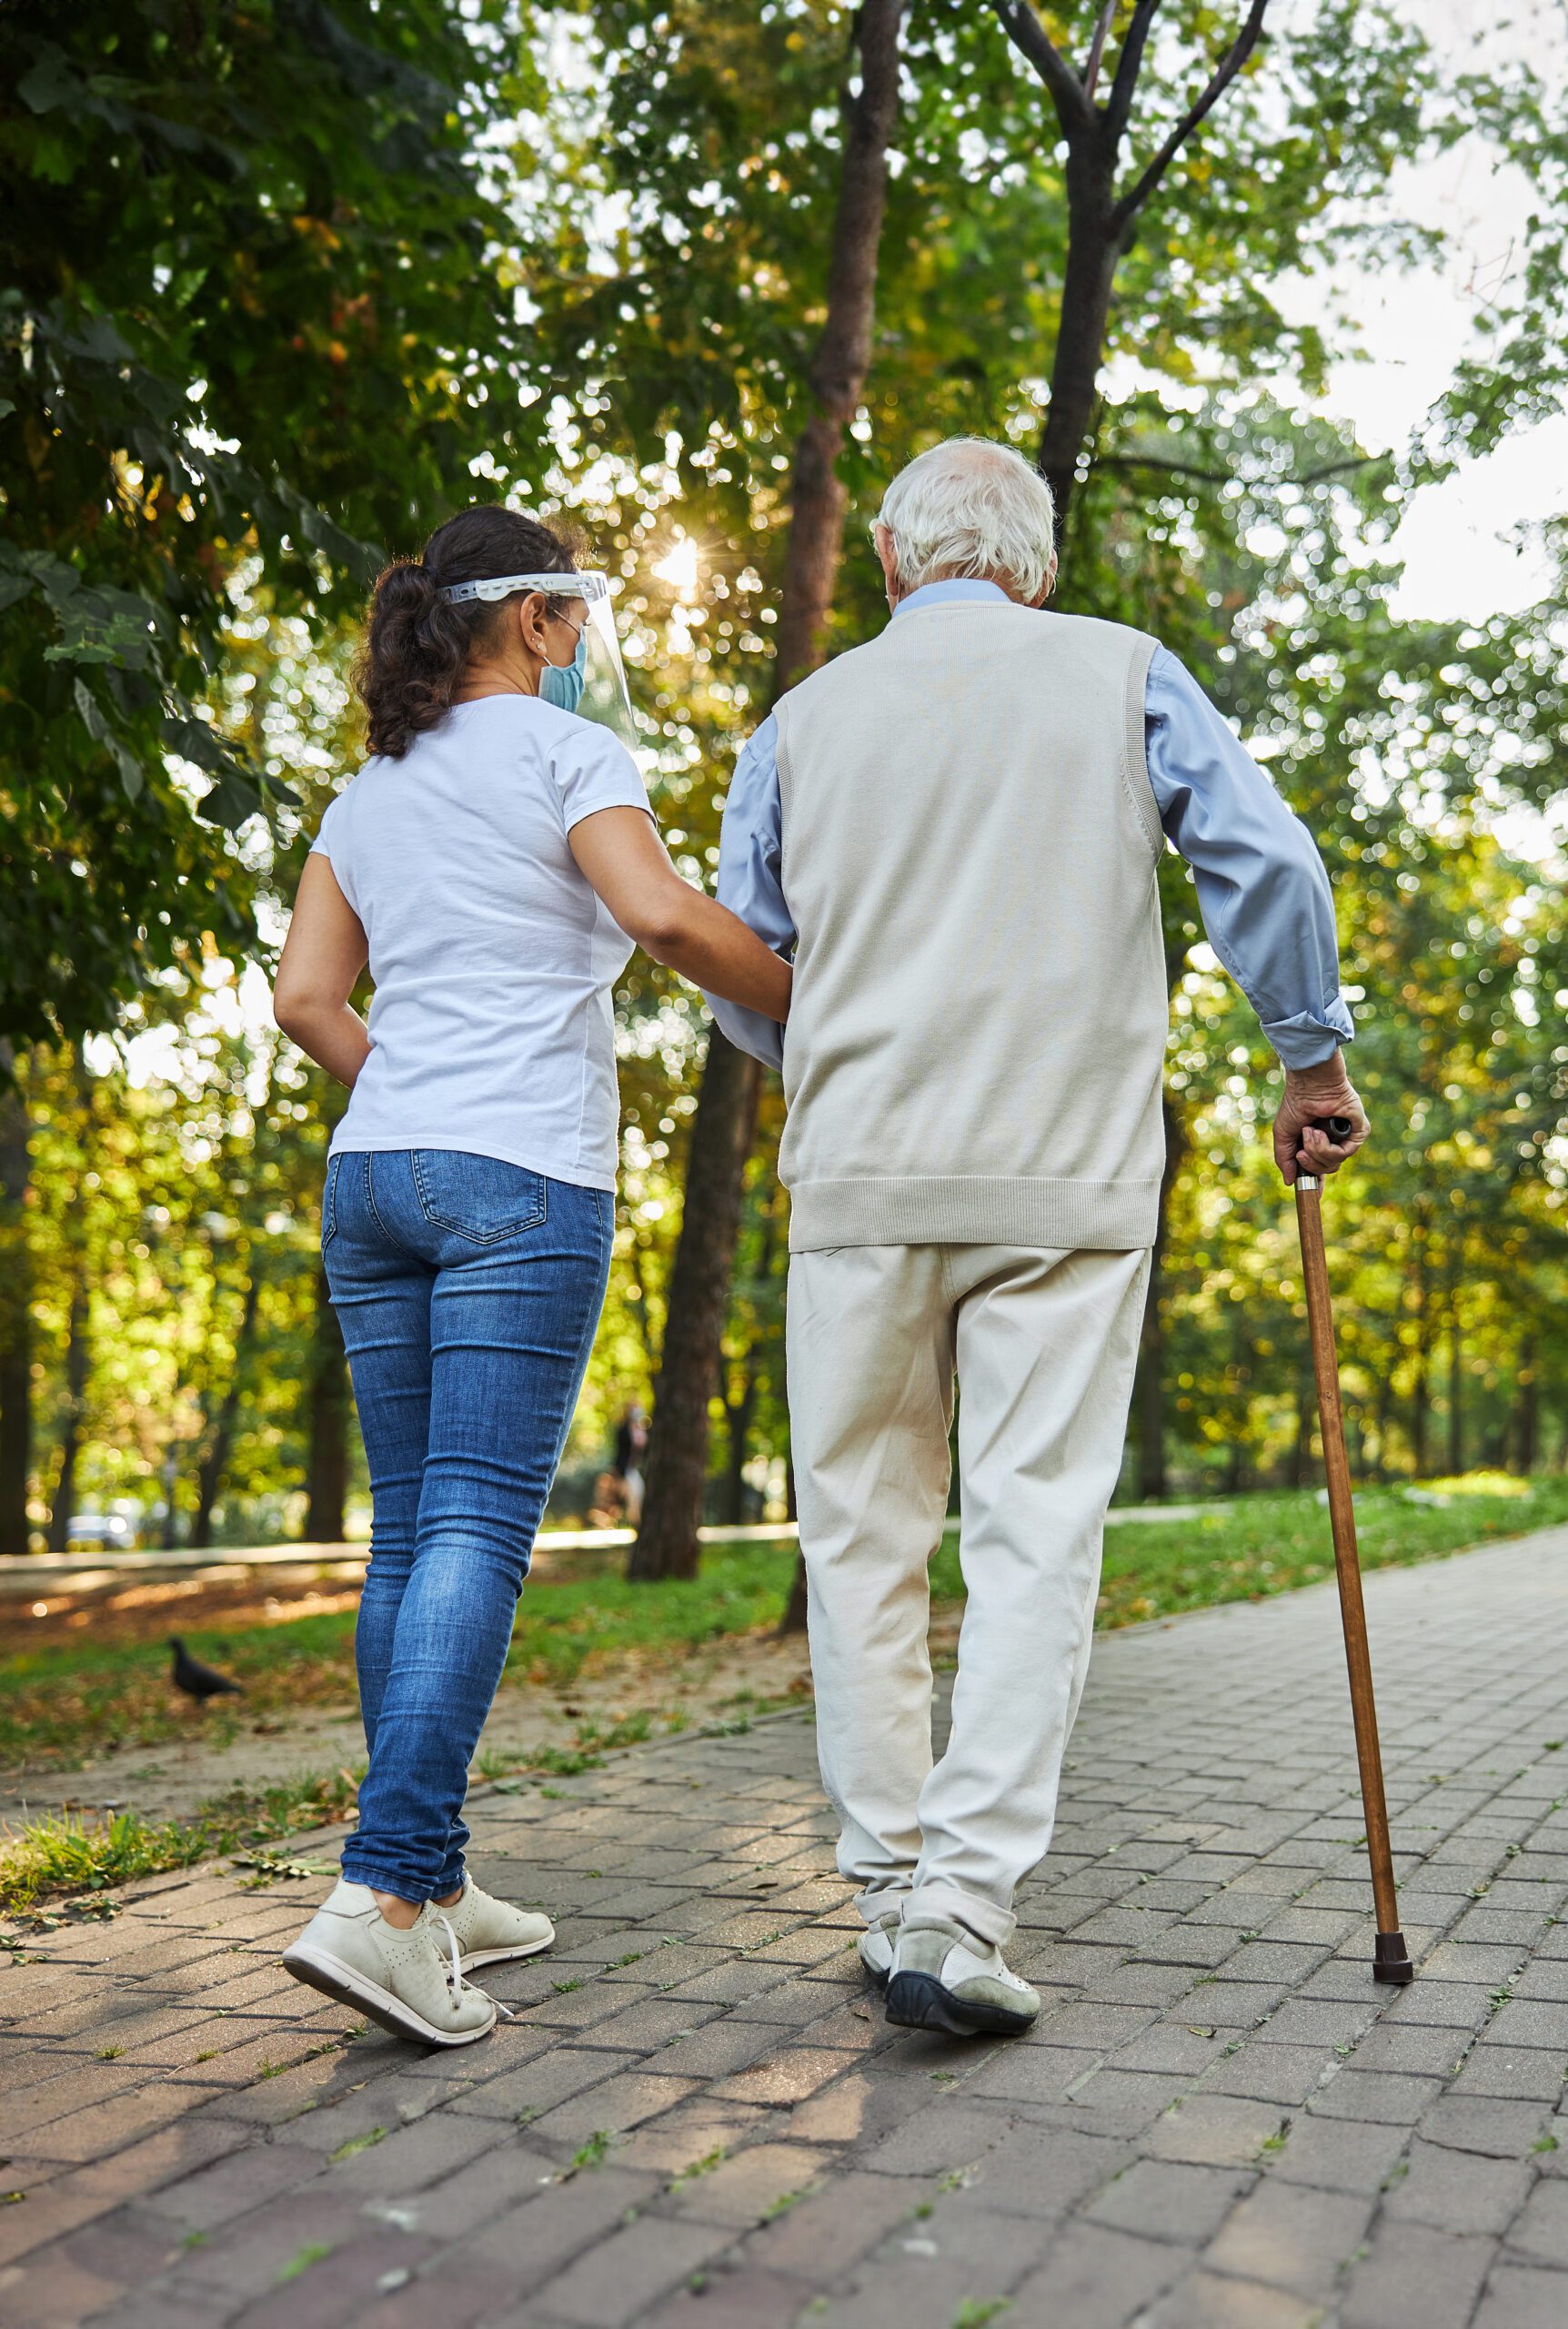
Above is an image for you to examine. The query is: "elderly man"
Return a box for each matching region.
[706,438,1367,2037]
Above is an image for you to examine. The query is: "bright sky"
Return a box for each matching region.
[1304,0,1568,622]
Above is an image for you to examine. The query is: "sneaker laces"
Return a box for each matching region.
[432,1911,512,2021]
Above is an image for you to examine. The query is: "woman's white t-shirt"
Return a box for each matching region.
[311,695,651,1192]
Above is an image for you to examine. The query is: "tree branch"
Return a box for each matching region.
[1104,0,1164,139]
[990,1,1092,136]
[1094,449,1382,488]
[1111,0,1270,233]
[1081,1,1119,103]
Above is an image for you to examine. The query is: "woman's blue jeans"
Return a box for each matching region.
[323,1150,611,1904]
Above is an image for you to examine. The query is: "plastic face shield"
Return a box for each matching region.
[437,570,637,751]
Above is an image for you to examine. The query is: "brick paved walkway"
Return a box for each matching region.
[4,1526,1567,2329]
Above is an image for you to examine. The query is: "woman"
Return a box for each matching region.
[272,506,789,2045]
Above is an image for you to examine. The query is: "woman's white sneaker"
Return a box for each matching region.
[885,1916,1040,2038]
[439,1874,555,1972]
[282,1880,498,2047]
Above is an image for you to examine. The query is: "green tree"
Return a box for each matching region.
[0,0,548,1046]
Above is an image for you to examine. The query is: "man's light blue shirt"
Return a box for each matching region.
[708,578,1355,1075]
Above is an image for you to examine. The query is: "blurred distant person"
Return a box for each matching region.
[272,505,789,2047]
[611,1400,648,1525]
[709,439,1367,2038]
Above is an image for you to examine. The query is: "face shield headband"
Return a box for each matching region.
[437,570,636,750]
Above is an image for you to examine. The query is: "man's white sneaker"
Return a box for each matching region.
[885,1915,1040,2038]
[282,1880,498,2047]
[439,1874,555,1972]
[856,1909,903,1994]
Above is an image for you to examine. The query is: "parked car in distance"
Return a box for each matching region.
[65,1513,136,1549]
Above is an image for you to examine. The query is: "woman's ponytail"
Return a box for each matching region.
[357,563,473,760]
[354,505,581,761]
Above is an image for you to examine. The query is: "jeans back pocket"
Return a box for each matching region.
[410,1150,548,1244]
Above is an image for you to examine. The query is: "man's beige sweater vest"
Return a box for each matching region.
[775,596,1168,1253]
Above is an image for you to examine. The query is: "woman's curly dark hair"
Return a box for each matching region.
[355,506,579,760]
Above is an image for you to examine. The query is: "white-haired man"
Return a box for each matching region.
[706,438,1367,2037]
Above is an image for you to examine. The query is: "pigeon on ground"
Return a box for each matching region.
[169,1637,244,1700]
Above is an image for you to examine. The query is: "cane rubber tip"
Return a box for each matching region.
[1373,1931,1414,1984]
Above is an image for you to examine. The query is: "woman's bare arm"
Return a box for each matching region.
[273,855,373,1085]
[569,808,791,1023]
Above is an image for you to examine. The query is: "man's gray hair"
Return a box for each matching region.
[876,438,1057,603]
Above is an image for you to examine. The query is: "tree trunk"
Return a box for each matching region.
[1132,1093,1183,1499]
[46,1284,89,1554]
[1446,1298,1463,1478]
[629,1033,761,1579]
[719,1357,759,1527]
[1409,1226,1429,1477]
[0,1049,32,1558]
[999,0,1271,534]
[190,1275,260,1550]
[304,1266,351,1542]
[1037,177,1120,530]
[1372,1366,1392,1481]
[1287,1356,1313,1489]
[772,0,907,691]
[1516,1334,1538,1475]
[632,4,906,1583]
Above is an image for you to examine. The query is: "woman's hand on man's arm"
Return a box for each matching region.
[273,854,374,1086]
[568,808,792,1023]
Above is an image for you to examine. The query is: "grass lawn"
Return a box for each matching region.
[3,1473,1563,1918]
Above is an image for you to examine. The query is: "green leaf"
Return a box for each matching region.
[18,46,84,118]
[72,676,145,800]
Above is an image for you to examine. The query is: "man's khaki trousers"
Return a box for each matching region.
[788,1243,1150,1948]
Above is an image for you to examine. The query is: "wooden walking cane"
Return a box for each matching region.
[1296,1118,1413,1984]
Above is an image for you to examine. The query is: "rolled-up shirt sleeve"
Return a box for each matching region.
[702,713,793,1073]
[1146,647,1355,1069]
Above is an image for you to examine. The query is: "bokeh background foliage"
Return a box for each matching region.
[2,1,1566,1564]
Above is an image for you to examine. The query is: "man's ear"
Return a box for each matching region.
[1035,555,1058,608]
[873,522,900,605]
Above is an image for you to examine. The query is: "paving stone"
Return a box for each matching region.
[1453,2045,1567,2102]
[138,2136,324,2230]
[1141,2092,1287,2166]
[739,2169,929,2281]
[638,2263,815,2329]
[527,2070,703,2147]
[948,2123,1129,2216]
[638,2018,781,2080]
[1310,2068,1445,2125]
[665,2138,831,2229]
[1382,2136,1533,2236]
[1006,2221,1186,2326]
[1422,2097,1555,2158]
[1082,2156,1253,2243]
[709,2046,859,2107]
[446,2045,639,2123]
[528,2214,736,2324]
[1138,2266,1323,2325]
[1350,2019,1471,2075]
[1473,2263,1568,2327]
[1268,2111,1411,2193]
[1489,1998,1568,2050]
[1506,2176,1568,2265]
[1203,2175,1373,2297]
[1202,2043,1333,2107]
[961,2044,1101,2105]
[790,2205,1056,2329]
[1341,2221,1496,2329]
[615,2100,773,2175]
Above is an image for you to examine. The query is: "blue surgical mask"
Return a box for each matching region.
[540,627,587,713]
